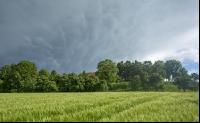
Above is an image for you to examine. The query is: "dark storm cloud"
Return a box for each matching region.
[0,0,199,73]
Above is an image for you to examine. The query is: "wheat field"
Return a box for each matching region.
[0,92,199,122]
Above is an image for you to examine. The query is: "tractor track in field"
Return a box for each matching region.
[55,94,165,122]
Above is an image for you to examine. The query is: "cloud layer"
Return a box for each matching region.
[0,0,199,73]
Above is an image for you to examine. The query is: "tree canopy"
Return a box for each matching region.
[0,59,198,92]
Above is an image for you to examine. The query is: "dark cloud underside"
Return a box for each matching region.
[0,0,199,73]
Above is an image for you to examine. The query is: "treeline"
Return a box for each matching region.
[117,60,199,91]
[0,59,199,92]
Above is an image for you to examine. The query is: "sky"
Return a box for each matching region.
[0,0,199,73]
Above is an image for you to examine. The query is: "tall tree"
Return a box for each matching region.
[130,75,142,91]
[79,72,99,92]
[0,61,38,92]
[39,69,50,79]
[67,73,84,92]
[117,61,125,80]
[14,60,38,92]
[0,64,12,81]
[36,69,58,92]
[0,64,12,92]
[152,60,166,78]
[96,59,119,85]
[148,73,163,91]
[175,75,191,92]
[165,60,183,81]
[49,70,58,81]
[191,73,199,81]
[143,61,152,73]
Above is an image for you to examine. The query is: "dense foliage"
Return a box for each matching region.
[0,59,199,92]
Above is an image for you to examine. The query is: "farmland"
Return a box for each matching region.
[0,92,199,122]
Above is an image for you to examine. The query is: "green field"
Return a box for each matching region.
[0,92,199,122]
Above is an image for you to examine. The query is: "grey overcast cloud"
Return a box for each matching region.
[0,0,199,73]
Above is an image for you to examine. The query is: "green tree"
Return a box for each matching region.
[175,75,191,92]
[96,59,119,85]
[0,61,38,92]
[191,73,199,81]
[0,79,3,92]
[140,71,149,91]
[9,69,22,92]
[95,80,108,91]
[15,60,38,92]
[0,65,12,81]
[148,73,163,91]
[117,61,125,79]
[39,69,50,79]
[131,61,144,79]
[36,69,58,92]
[49,70,58,81]
[117,61,132,81]
[55,73,69,92]
[130,75,142,91]
[35,78,58,92]
[0,64,12,92]
[79,71,99,92]
[189,73,199,91]
[152,60,166,78]
[143,61,153,74]
[188,80,199,91]
[67,73,84,92]
[165,60,183,81]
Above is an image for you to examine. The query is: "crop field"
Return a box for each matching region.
[0,92,199,122]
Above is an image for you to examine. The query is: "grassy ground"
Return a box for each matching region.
[0,92,199,122]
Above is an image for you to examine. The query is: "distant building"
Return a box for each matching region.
[164,78,168,82]
[169,75,175,82]
[163,75,175,82]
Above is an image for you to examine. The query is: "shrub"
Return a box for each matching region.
[161,82,179,92]
[110,82,129,91]
[188,81,199,91]
[35,79,58,92]
[95,80,108,91]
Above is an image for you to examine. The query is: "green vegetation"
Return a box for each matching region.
[161,82,180,92]
[0,92,198,122]
[0,59,199,92]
